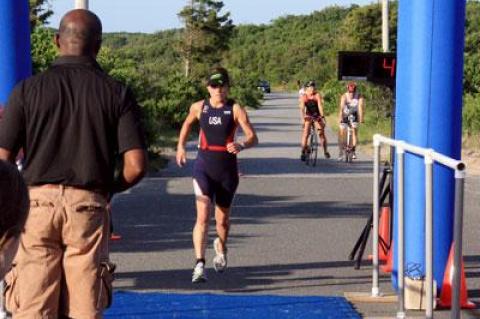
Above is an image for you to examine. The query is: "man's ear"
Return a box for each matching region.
[54,33,61,49]
[92,38,102,57]
[94,40,102,55]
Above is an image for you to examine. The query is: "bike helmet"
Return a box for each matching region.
[305,80,316,88]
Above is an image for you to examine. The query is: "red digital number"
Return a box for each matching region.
[383,58,396,77]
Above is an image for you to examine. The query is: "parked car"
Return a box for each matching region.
[257,80,271,93]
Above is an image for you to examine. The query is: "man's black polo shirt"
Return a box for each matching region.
[0,56,146,191]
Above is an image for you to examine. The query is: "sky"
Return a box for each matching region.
[47,0,375,33]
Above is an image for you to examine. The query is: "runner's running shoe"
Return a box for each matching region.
[324,151,331,159]
[213,237,228,273]
[192,261,207,283]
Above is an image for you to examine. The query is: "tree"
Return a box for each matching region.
[29,0,53,30]
[177,0,234,79]
[31,27,57,73]
[337,2,397,52]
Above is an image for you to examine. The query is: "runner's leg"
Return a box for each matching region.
[193,194,211,260]
[214,205,230,253]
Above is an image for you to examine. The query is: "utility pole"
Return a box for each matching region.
[382,0,389,52]
[75,0,89,9]
[184,0,194,77]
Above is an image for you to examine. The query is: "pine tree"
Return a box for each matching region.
[29,0,53,30]
[178,0,234,79]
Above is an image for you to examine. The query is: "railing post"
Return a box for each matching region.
[396,143,405,319]
[372,135,381,297]
[452,168,466,319]
[425,151,434,319]
[372,135,466,318]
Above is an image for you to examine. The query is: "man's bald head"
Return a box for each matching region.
[56,9,102,57]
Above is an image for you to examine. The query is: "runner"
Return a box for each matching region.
[176,67,258,283]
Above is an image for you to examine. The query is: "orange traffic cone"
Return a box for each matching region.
[380,240,394,273]
[437,244,476,309]
[368,206,392,262]
[378,206,391,261]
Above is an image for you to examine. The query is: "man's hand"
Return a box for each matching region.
[176,147,187,167]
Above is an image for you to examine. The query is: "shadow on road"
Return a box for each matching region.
[113,259,387,293]
[110,177,371,254]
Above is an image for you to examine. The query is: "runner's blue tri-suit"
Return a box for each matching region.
[193,99,239,208]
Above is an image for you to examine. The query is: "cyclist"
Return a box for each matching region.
[299,80,330,160]
[176,67,258,283]
[338,81,364,160]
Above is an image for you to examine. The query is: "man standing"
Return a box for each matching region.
[0,10,146,318]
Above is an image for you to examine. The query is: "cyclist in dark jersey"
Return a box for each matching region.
[176,67,258,283]
[299,80,330,160]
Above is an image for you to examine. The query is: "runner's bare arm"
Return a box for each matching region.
[176,101,202,167]
[229,104,258,154]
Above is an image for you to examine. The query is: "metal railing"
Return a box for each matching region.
[371,134,466,319]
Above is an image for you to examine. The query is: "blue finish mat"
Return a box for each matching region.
[105,291,361,318]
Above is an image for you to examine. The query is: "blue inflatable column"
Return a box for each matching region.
[393,1,466,292]
[0,0,32,107]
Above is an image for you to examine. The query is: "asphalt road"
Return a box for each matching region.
[110,92,480,318]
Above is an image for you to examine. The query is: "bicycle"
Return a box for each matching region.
[304,116,321,166]
[342,114,356,163]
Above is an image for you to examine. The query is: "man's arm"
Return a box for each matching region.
[0,84,26,163]
[176,101,201,167]
[112,148,147,194]
[0,148,14,163]
[228,104,258,154]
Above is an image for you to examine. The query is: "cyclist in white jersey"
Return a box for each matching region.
[338,82,364,160]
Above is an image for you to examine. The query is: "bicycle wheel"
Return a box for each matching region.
[305,129,313,166]
[345,129,353,163]
[310,130,318,166]
[305,135,311,166]
[346,150,353,163]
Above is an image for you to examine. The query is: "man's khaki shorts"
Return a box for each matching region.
[4,186,114,319]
